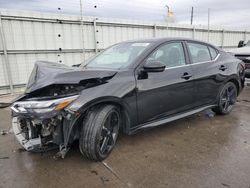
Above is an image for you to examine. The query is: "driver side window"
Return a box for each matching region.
[147,42,186,68]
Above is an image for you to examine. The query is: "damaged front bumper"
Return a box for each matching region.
[11,95,80,155]
[12,117,42,151]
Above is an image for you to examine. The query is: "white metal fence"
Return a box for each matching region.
[0,9,250,95]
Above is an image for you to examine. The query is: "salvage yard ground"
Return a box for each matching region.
[0,87,250,188]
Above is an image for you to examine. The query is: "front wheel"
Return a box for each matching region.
[79,105,120,161]
[212,82,237,115]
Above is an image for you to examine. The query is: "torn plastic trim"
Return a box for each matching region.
[55,111,82,158]
[12,117,42,151]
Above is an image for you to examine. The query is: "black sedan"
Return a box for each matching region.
[11,38,245,161]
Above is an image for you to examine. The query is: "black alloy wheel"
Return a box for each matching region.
[99,110,119,155]
[213,82,237,115]
[79,105,120,161]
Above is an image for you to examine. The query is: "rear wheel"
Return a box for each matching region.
[79,105,120,161]
[212,82,237,115]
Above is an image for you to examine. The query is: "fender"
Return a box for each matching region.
[214,73,242,104]
[224,73,242,94]
[76,96,134,134]
[62,95,135,149]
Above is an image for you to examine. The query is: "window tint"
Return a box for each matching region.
[147,42,186,68]
[208,46,218,60]
[187,42,211,63]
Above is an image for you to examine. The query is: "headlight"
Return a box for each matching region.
[11,95,79,114]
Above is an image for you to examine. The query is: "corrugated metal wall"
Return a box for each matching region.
[0,9,250,95]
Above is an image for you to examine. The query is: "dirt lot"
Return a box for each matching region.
[0,87,250,188]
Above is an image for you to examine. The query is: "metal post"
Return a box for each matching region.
[166,23,169,37]
[79,0,85,61]
[221,29,225,48]
[207,8,210,42]
[93,18,98,53]
[0,13,14,94]
[244,30,247,42]
[153,24,157,38]
[191,6,194,25]
[192,26,195,39]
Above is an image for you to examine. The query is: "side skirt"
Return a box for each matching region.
[130,105,216,134]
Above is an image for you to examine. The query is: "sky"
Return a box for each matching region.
[0,0,250,29]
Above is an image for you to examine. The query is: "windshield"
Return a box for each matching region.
[81,42,151,69]
[246,40,250,46]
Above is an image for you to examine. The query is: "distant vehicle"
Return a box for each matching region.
[229,40,250,78]
[11,38,245,161]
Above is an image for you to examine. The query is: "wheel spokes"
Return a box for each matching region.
[224,99,229,110]
[104,115,112,129]
[228,88,236,104]
[221,97,227,103]
[100,136,109,154]
[99,111,119,154]
[221,86,236,111]
[228,88,235,97]
[109,133,117,145]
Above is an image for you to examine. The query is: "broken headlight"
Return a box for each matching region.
[11,95,79,114]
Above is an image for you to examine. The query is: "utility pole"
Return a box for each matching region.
[79,0,85,62]
[0,13,14,94]
[191,6,194,25]
[207,8,210,42]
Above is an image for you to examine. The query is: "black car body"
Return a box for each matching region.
[11,38,245,160]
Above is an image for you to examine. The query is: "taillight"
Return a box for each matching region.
[240,61,245,69]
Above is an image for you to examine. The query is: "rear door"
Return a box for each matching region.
[136,41,195,125]
[185,41,226,107]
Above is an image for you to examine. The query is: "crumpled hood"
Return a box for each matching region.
[25,61,117,93]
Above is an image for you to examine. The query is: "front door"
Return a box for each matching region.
[136,41,195,124]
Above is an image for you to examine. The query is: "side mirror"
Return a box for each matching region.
[143,61,166,72]
[238,40,245,48]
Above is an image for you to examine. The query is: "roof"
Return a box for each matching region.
[121,37,220,50]
[122,37,206,44]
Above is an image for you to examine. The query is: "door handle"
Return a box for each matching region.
[219,65,227,71]
[181,72,192,80]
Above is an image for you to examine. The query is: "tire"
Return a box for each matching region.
[79,105,120,161]
[212,82,237,115]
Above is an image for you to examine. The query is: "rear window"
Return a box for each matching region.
[208,47,218,60]
[187,42,211,63]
